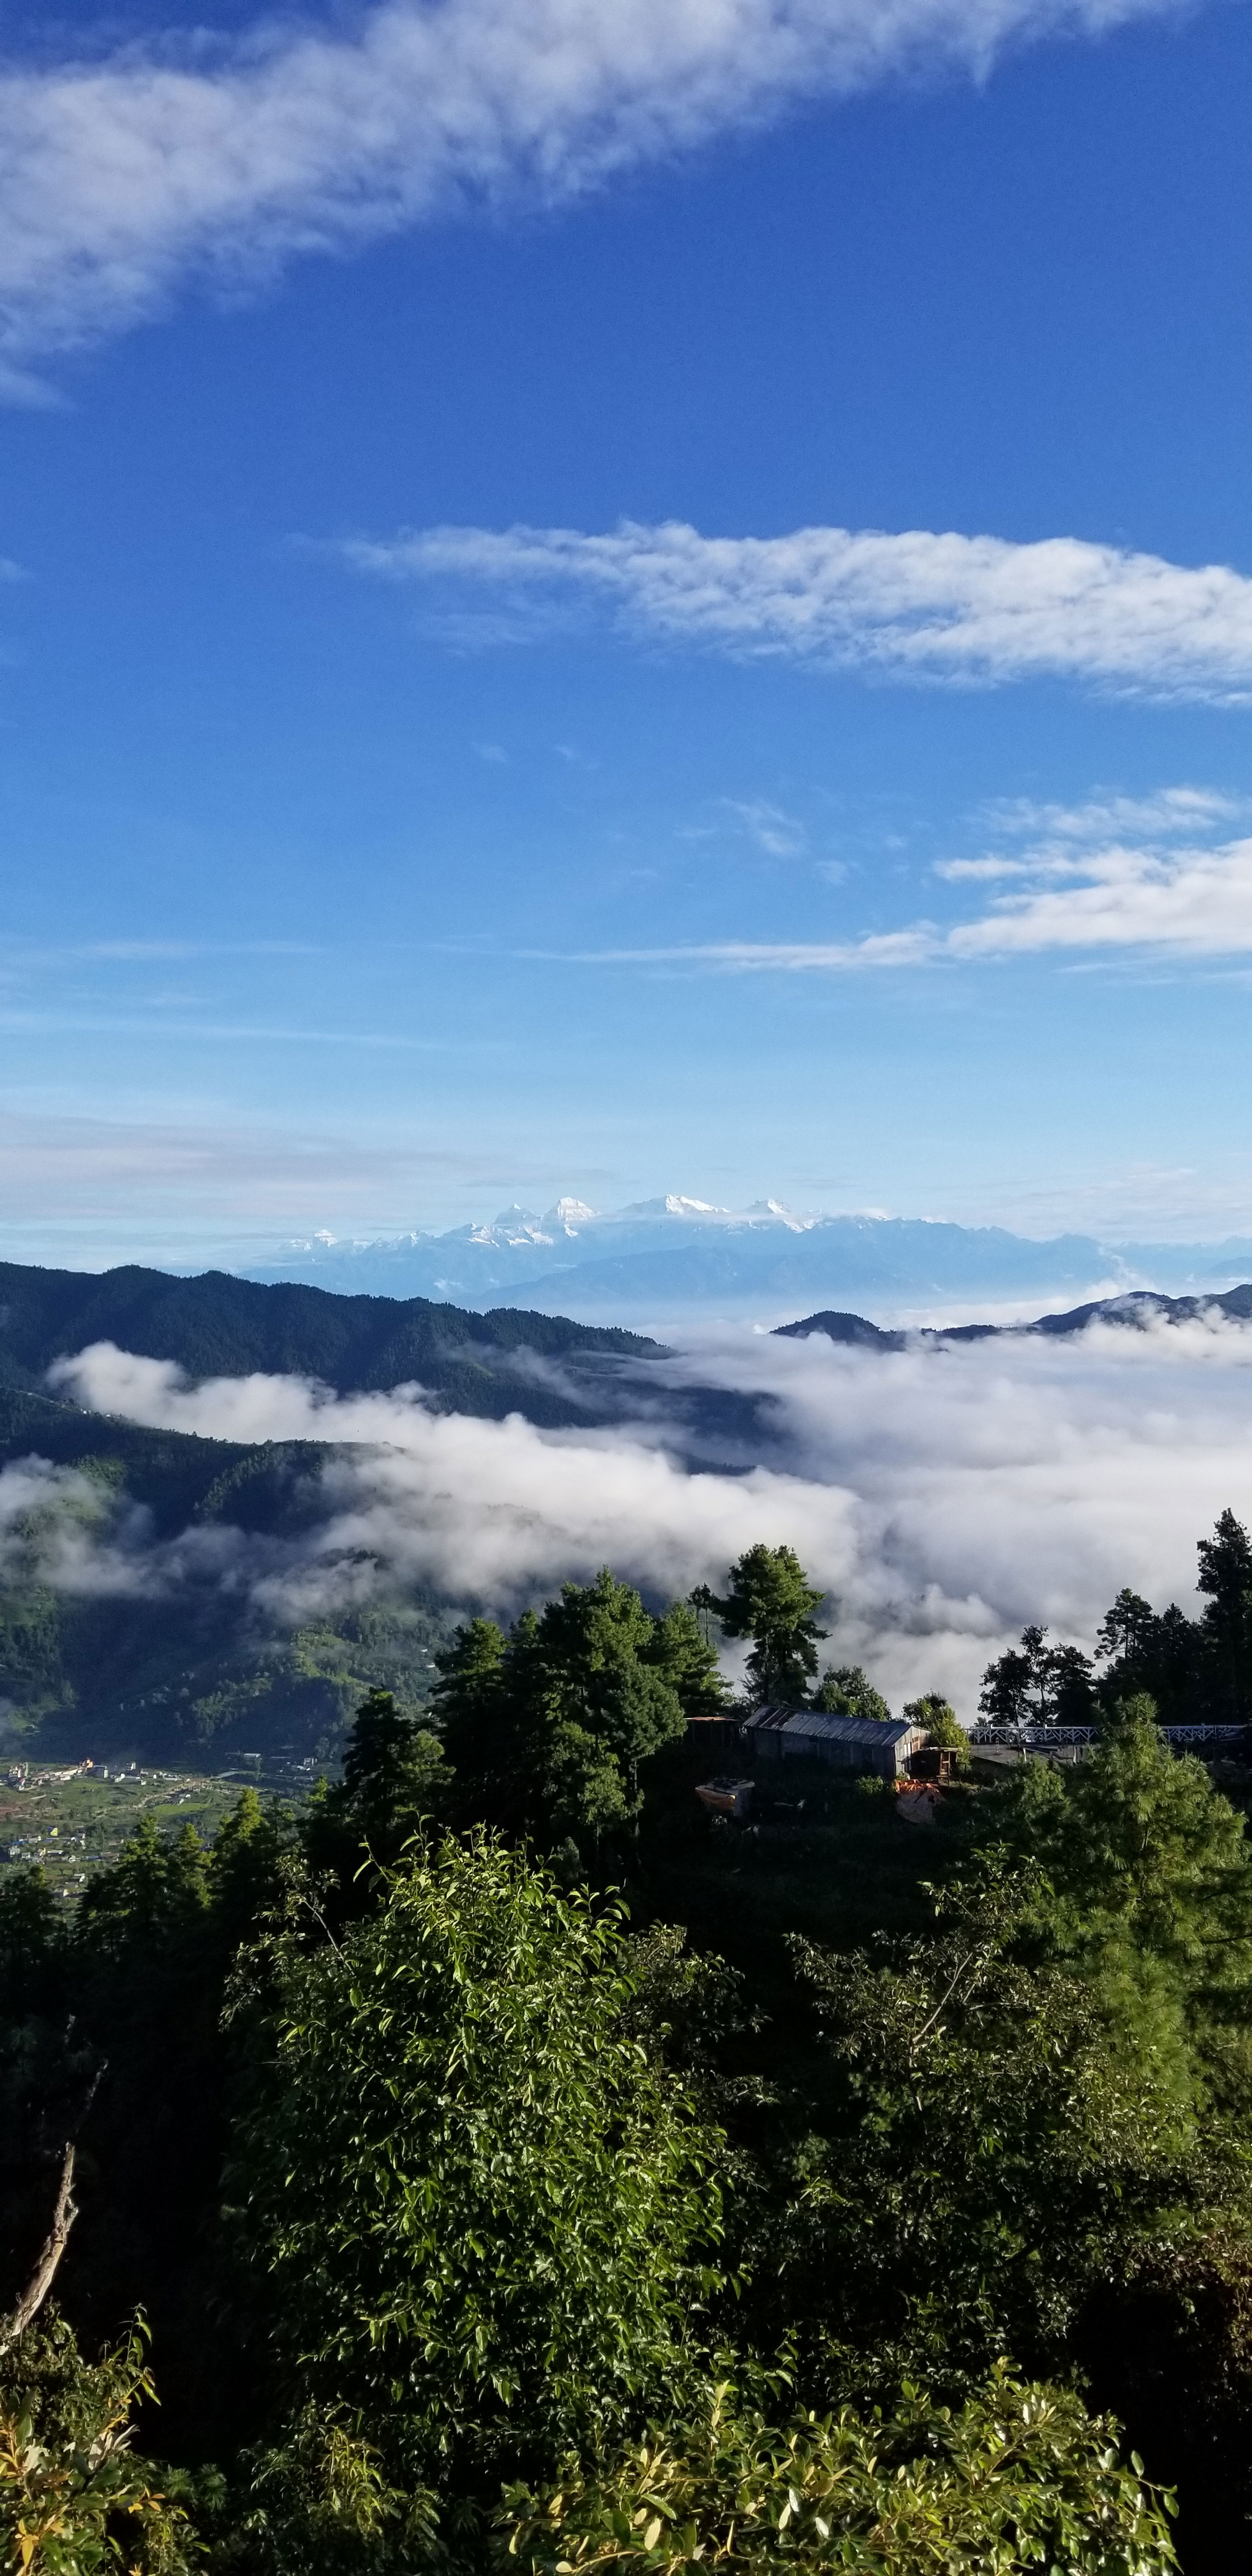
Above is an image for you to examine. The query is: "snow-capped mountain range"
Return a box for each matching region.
[238,1196,1252,1321]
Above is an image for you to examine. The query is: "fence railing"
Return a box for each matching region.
[970,1723,1248,1750]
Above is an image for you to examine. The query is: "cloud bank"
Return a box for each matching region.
[40,1312,1252,1713]
[0,0,1190,388]
[348,517,1252,703]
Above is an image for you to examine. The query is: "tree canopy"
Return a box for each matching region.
[16,1512,1252,2571]
[432,1570,717,1859]
[699,1547,827,1706]
[229,1834,720,2507]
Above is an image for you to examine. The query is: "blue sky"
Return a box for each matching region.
[5,0,1252,1266]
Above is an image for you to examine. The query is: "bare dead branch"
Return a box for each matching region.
[0,2141,78,2352]
[0,2057,103,2354]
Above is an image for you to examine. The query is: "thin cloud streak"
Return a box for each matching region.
[348,517,1252,702]
[0,0,1190,386]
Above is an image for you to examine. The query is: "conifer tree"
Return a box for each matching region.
[699,1546,827,1705]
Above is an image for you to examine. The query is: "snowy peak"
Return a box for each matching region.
[542,1198,597,1232]
[239,1193,1175,1319]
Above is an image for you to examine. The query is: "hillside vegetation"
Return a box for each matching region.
[0,1261,657,1416]
[8,1529,1252,2571]
[0,1386,456,1765]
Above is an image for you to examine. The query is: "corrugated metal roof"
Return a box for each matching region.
[744,1704,924,1750]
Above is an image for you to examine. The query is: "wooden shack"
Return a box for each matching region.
[742,1706,926,1781]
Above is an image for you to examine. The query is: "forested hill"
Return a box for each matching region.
[0,1261,660,1420]
[0,1383,444,1763]
[0,1381,343,1535]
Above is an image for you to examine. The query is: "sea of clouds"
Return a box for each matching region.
[6,1310,1245,1713]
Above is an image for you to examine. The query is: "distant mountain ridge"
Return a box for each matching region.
[238,1195,1252,1316]
[776,1282,1252,1349]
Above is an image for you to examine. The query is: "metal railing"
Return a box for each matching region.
[970,1723,1248,1750]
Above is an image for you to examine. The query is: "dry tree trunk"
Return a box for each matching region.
[0,2140,80,2353]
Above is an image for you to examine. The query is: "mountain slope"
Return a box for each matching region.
[0,1383,457,1765]
[0,1263,658,1423]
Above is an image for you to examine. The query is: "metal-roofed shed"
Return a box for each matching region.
[743,1706,926,1780]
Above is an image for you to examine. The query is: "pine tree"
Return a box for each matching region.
[701,1545,827,1705]
[1197,1508,1252,1722]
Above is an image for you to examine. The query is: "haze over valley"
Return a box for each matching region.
[3,1256,1251,1766]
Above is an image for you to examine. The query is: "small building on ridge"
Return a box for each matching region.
[742,1705,926,1781]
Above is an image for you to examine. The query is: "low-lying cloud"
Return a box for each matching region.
[38,1314,1252,1716]
[0,0,1186,389]
[348,519,1252,704]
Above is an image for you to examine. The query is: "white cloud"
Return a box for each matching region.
[979,786,1247,841]
[722,798,809,857]
[0,0,1191,386]
[950,833,1252,956]
[347,518,1252,703]
[551,931,935,969]
[936,855,1036,880]
[39,1310,1252,1714]
[547,792,1252,970]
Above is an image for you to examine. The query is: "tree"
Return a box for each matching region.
[1096,1589,1156,1669]
[702,1548,827,1707]
[304,1687,451,1887]
[500,2367,1176,2575]
[1139,1604,1205,1727]
[979,1626,1093,1730]
[1197,1508,1252,1722]
[902,1694,969,1766]
[1041,1694,1252,2029]
[0,2315,195,2574]
[978,1634,1037,1729]
[77,1817,208,1967]
[229,1835,720,2515]
[813,1665,890,1723]
[433,1574,688,1855]
[769,1860,1201,2400]
[429,1617,509,1802]
[1094,1591,1203,1729]
[207,1787,293,1957]
[646,1600,728,1716]
[0,1870,67,2025]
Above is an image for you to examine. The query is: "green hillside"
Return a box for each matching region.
[0,1260,658,1421]
[0,1385,457,1767]
[0,1278,763,1770]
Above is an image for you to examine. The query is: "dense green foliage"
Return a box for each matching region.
[902,1694,969,1761]
[500,2370,1175,2574]
[11,1516,1252,2570]
[811,1667,892,1723]
[0,2318,194,2572]
[230,1838,718,2508]
[431,1573,718,1860]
